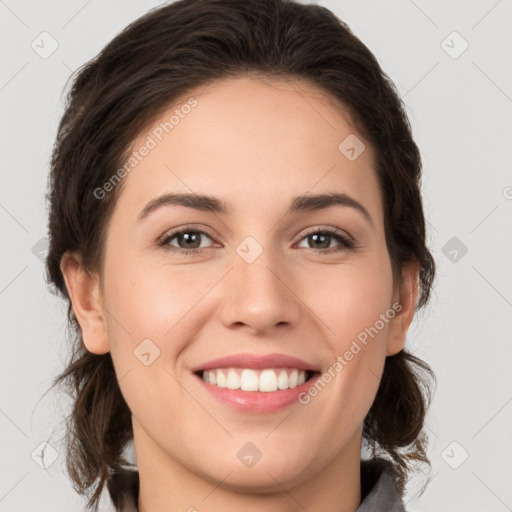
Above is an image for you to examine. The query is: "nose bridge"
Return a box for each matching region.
[219,233,300,332]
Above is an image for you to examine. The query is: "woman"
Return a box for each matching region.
[45,0,436,510]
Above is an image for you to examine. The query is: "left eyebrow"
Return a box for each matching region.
[288,192,374,228]
[137,191,374,228]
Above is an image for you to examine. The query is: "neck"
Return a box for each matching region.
[134,421,363,512]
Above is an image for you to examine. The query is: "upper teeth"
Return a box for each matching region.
[201,368,308,392]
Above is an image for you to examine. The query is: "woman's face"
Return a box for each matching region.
[65,76,417,494]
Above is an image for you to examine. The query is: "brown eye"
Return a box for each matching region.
[159,228,215,255]
[297,229,354,253]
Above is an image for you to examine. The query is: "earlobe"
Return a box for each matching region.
[60,251,110,355]
[386,259,420,356]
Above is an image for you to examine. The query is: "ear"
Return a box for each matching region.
[60,250,110,354]
[386,259,420,356]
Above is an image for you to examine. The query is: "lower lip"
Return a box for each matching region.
[194,373,321,413]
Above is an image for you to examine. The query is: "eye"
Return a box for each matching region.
[158,226,355,256]
[159,227,216,255]
[296,228,355,253]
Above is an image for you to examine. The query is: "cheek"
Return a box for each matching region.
[299,250,393,409]
[103,253,211,354]
[101,257,214,446]
[302,251,394,349]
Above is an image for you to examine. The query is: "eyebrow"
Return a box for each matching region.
[137,191,374,227]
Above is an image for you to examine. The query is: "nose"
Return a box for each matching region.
[218,246,301,336]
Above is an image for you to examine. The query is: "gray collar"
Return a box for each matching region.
[357,458,406,511]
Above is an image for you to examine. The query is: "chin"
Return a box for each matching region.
[199,454,315,493]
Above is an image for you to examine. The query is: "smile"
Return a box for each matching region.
[198,367,314,392]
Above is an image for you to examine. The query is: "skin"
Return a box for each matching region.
[61,75,419,512]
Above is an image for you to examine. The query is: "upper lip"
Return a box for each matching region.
[191,353,320,373]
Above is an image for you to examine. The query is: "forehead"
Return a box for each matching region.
[112,75,381,224]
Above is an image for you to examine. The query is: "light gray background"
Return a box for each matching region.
[1,0,511,511]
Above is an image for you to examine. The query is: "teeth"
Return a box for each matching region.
[240,369,259,391]
[226,369,240,390]
[277,370,288,390]
[216,370,227,388]
[259,369,278,392]
[200,368,309,392]
[289,369,298,388]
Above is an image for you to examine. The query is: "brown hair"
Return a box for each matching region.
[44,0,436,509]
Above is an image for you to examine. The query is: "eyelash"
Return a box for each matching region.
[157,225,356,256]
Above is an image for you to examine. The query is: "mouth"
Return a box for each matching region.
[190,352,322,412]
[194,367,320,392]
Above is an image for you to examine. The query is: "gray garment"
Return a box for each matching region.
[107,457,406,511]
[357,458,407,512]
